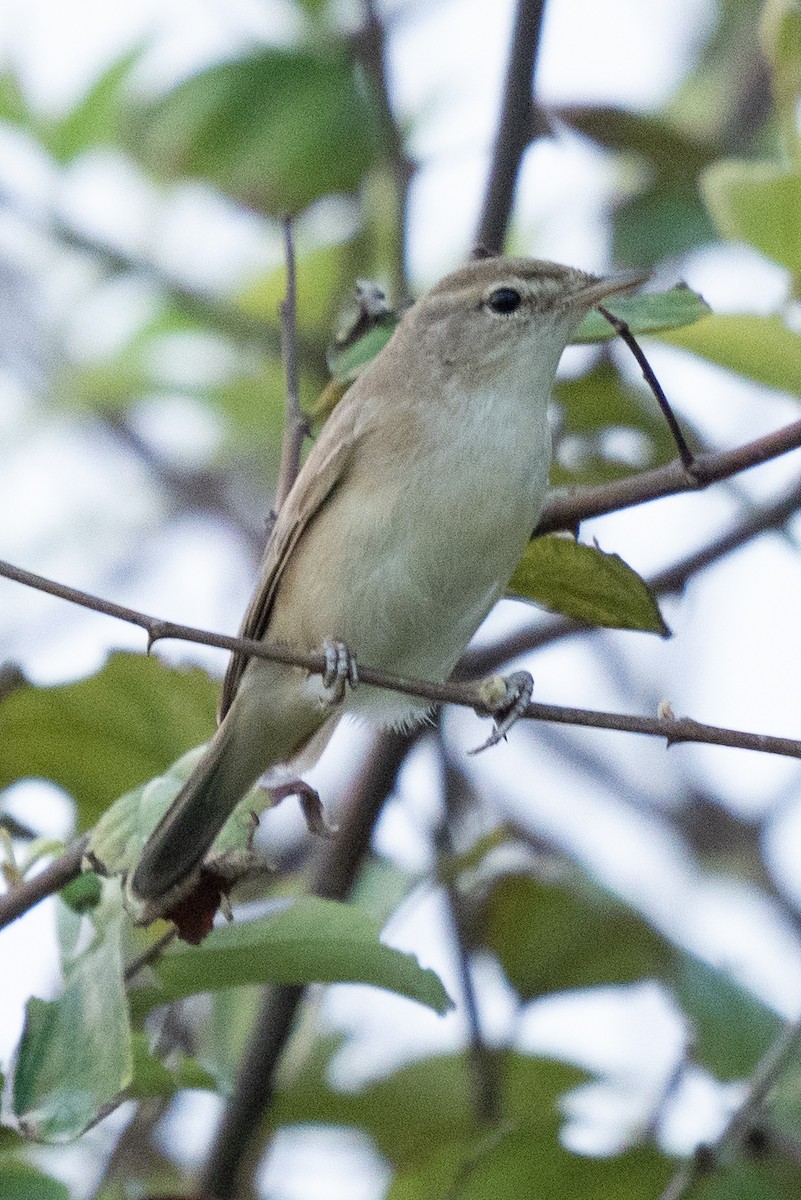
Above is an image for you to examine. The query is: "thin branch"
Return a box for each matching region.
[598,306,695,469]
[537,417,801,534]
[197,728,415,1200]
[272,218,308,521]
[475,0,549,253]
[659,1013,801,1200]
[2,557,801,763]
[0,836,87,930]
[356,0,415,304]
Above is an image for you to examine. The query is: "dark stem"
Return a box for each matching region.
[0,836,87,930]
[598,305,695,470]
[475,0,548,253]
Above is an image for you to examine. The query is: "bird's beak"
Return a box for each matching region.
[571,269,650,310]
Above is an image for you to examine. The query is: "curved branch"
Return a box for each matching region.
[0,836,87,930]
[537,418,801,534]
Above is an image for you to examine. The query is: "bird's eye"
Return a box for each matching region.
[487,287,522,314]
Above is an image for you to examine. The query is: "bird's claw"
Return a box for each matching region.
[321,639,358,704]
[470,670,534,754]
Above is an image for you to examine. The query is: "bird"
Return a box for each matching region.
[127,255,645,919]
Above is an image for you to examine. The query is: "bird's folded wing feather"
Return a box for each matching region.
[218,398,359,720]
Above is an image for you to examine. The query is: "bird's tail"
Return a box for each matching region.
[128,662,325,909]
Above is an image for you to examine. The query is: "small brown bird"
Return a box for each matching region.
[128,256,644,918]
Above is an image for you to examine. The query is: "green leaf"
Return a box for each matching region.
[507,536,669,635]
[556,106,718,267]
[88,745,264,878]
[328,320,397,381]
[41,49,139,163]
[760,0,801,142]
[130,897,453,1019]
[573,285,711,343]
[388,1135,673,1200]
[273,1045,583,1166]
[0,1164,69,1200]
[59,871,103,914]
[126,47,376,214]
[482,873,674,999]
[0,652,217,829]
[673,957,782,1080]
[13,889,131,1142]
[701,160,801,275]
[659,313,801,397]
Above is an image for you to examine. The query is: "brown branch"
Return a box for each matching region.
[475,0,549,253]
[272,218,308,520]
[356,0,415,303]
[2,557,801,763]
[196,727,415,1200]
[0,836,87,930]
[537,418,801,534]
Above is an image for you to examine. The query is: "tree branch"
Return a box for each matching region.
[2,557,801,763]
[475,0,549,253]
[0,836,87,930]
[537,418,801,534]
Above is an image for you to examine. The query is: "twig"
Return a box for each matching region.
[598,305,695,469]
[0,836,87,930]
[272,218,308,521]
[475,0,549,253]
[659,1012,801,1200]
[537,417,801,534]
[2,558,801,763]
[196,728,416,1200]
[356,0,415,303]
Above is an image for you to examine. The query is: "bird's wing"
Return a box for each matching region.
[218,400,359,720]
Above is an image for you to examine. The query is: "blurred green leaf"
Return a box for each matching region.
[0,1164,69,1200]
[13,890,131,1142]
[659,313,801,396]
[557,106,718,267]
[482,873,673,999]
[41,50,139,162]
[273,1045,583,1165]
[694,1157,801,1199]
[328,320,396,381]
[126,47,376,214]
[130,1030,217,1100]
[760,0,801,141]
[388,1135,673,1200]
[507,536,669,635]
[59,871,103,915]
[0,71,31,126]
[574,285,711,344]
[702,160,801,274]
[673,957,782,1080]
[0,652,217,829]
[130,897,453,1019]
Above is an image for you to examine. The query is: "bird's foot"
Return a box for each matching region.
[267,778,338,836]
[320,638,359,705]
[470,670,534,754]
